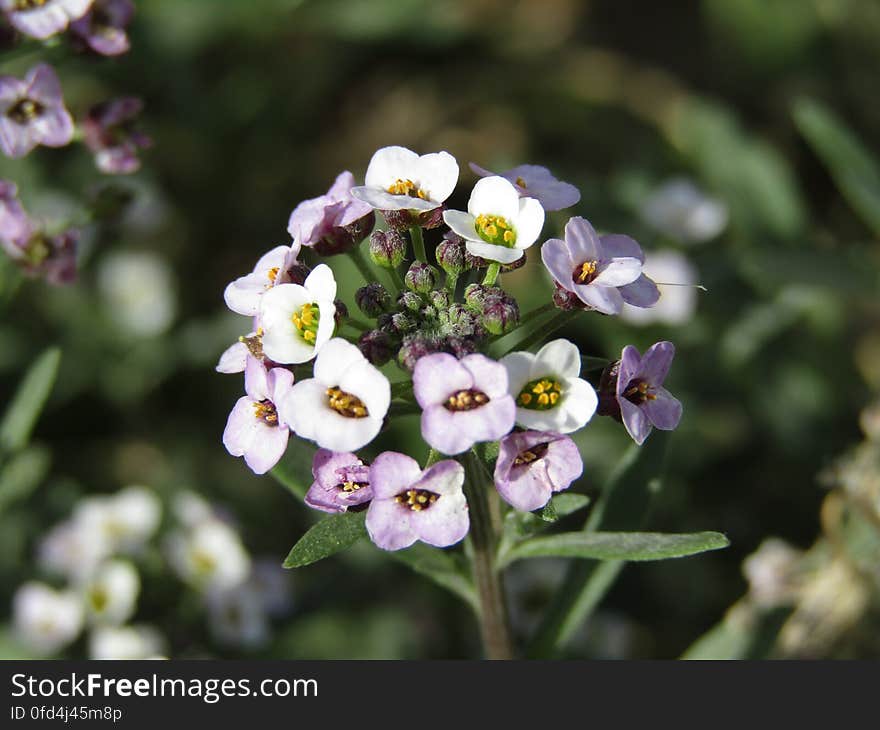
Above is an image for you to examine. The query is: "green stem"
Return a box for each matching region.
[510,309,578,353]
[410,226,427,263]
[482,262,501,287]
[445,271,459,294]
[425,448,441,467]
[389,265,406,294]
[349,246,376,284]
[343,317,370,333]
[464,453,515,659]
[516,301,557,329]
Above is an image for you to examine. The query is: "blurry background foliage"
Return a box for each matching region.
[1,0,880,657]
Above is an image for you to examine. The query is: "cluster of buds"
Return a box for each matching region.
[218,144,688,552]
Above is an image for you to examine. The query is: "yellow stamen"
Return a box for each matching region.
[475,213,517,247]
[326,387,369,418]
[387,178,428,199]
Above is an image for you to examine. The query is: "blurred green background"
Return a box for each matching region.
[1,0,880,658]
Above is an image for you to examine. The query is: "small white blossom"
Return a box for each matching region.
[621,250,699,326]
[13,582,84,656]
[223,244,299,317]
[97,251,177,337]
[167,518,251,594]
[640,178,728,244]
[82,560,140,626]
[88,624,166,660]
[207,587,270,649]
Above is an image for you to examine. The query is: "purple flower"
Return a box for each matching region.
[305,449,373,514]
[287,171,375,256]
[0,0,92,39]
[494,431,583,512]
[70,0,133,56]
[0,179,33,243]
[82,96,150,174]
[541,216,659,315]
[615,341,682,445]
[365,452,468,551]
[222,357,294,474]
[469,162,580,211]
[413,352,516,455]
[0,64,74,159]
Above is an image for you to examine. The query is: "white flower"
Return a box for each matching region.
[215,339,249,373]
[443,176,545,264]
[500,339,598,433]
[259,263,336,364]
[13,582,84,656]
[223,244,300,317]
[280,338,390,452]
[207,587,270,649]
[82,560,140,626]
[639,178,728,244]
[167,518,251,594]
[97,251,177,338]
[621,250,699,326]
[75,485,161,556]
[37,518,111,582]
[171,490,214,528]
[351,145,459,212]
[88,625,166,660]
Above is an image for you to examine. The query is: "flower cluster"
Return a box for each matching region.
[219,145,687,552]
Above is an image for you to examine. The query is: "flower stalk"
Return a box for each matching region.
[410,225,427,263]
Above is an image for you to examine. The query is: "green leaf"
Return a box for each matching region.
[498,530,729,568]
[0,446,50,514]
[499,493,591,554]
[547,492,591,518]
[0,347,61,454]
[793,97,880,237]
[388,543,477,611]
[283,511,367,568]
[271,438,317,501]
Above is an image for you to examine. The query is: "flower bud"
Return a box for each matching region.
[552,282,587,311]
[438,303,479,337]
[355,282,391,318]
[501,253,527,272]
[358,329,394,366]
[389,312,416,335]
[398,290,423,313]
[333,298,348,327]
[428,289,450,310]
[368,229,407,268]
[312,212,376,257]
[405,261,438,294]
[481,291,520,335]
[464,283,490,311]
[445,336,478,359]
[435,233,471,276]
[398,333,444,372]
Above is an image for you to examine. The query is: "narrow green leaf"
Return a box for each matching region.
[0,348,61,454]
[388,543,477,611]
[547,492,591,518]
[499,530,729,568]
[498,493,592,561]
[283,512,366,568]
[0,446,50,514]
[581,356,609,372]
[538,499,558,523]
[271,438,316,501]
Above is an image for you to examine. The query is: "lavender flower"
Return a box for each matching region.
[70,0,133,56]
[224,244,301,318]
[0,64,74,158]
[413,352,516,455]
[469,162,580,211]
[494,430,583,512]
[82,96,151,174]
[365,452,468,551]
[222,357,294,474]
[1,0,92,39]
[614,341,682,445]
[541,216,659,315]
[305,449,373,514]
[287,171,375,256]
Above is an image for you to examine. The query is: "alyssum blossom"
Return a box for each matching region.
[281,337,390,452]
[70,0,134,57]
[541,216,659,315]
[82,559,140,626]
[469,162,580,212]
[1,0,92,40]
[501,338,598,434]
[13,582,84,656]
[444,175,545,265]
[0,63,74,159]
[365,452,468,551]
[224,243,301,318]
[305,448,373,514]
[82,96,151,174]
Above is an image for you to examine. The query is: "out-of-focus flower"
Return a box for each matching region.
[69,0,133,56]
[469,162,580,211]
[0,64,74,158]
[351,145,459,213]
[259,263,336,364]
[0,179,31,242]
[167,518,251,593]
[444,176,544,264]
[288,171,374,256]
[501,339,598,433]
[280,338,390,452]
[222,357,294,475]
[74,485,161,555]
[742,538,803,608]
[38,518,111,581]
[639,178,728,244]
[365,452,468,551]
[541,217,658,315]
[88,624,165,660]
[305,449,372,514]
[413,352,516,455]
[494,430,583,512]
[207,587,269,649]
[97,250,176,337]
[621,250,698,326]
[0,0,92,40]
[82,560,140,626]
[82,96,151,174]
[224,244,301,318]
[170,490,214,528]
[13,582,84,656]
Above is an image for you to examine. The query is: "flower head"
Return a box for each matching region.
[305,448,373,514]
[83,96,151,174]
[13,582,84,656]
[0,63,74,158]
[351,145,459,212]
[621,250,699,326]
[469,162,580,211]
[259,262,336,363]
[501,339,598,433]
[365,452,468,550]
[287,171,375,255]
[70,0,133,56]
[494,430,583,512]
[541,216,658,315]
[89,624,165,660]
[413,352,516,455]
[167,517,251,593]
[614,341,682,445]
[1,0,92,39]
[82,559,140,626]
[224,244,301,318]
[443,175,545,264]
[639,178,728,244]
[280,338,390,452]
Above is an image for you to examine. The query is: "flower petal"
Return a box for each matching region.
[442,209,478,240]
[369,451,423,500]
[415,150,459,204]
[467,175,519,221]
[540,237,575,287]
[365,499,415,551]
[512,196,545,250]
[599,234,644,263]
[564,216,599,263]
[533,338,581,379]
[639,340,675,386]
[619,398,652,445]
[459,353,509,399]
[412,353,472,408]
[644,387,682,430]
[464,239,524,264]
[592,257,642,287]
[619,274,661,308]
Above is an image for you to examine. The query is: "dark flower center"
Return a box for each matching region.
[13,0,50,11]
[338,480,367,493]
[326,387,369,418]
[252,399,278,425]
[7,97,43,125]
[444,388,489,411]
[573,259,599,285]
[513,442,550,467]
[394,488,439,512]
[517,377,563,410]
[622,379,656,405]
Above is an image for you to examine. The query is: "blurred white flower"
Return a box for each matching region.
[89,624,166,660]
[97,250,177,337]
[74,485,161,557]
[640,178,728,244]
[83,560,140,626]
[621,250,699,326]
[167,518,251,593]
[171,490,214,528]
[207,586,270,649]
[743,537,802,608]
[248,558,293,618]
[38,518,111,582]
[13,582,84,656]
